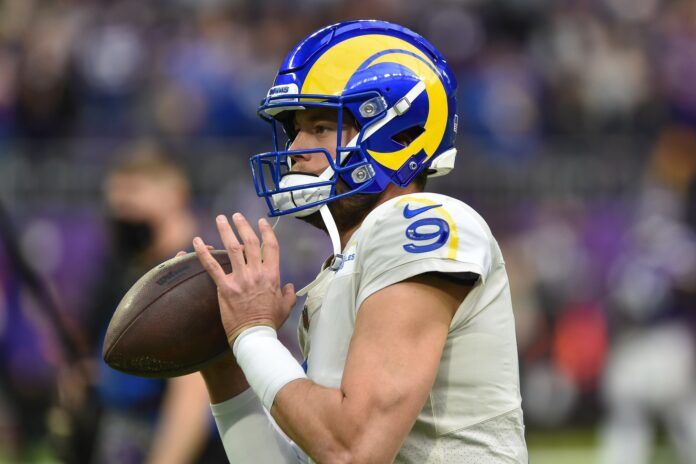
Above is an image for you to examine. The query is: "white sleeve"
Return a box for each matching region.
[356,196,492,310]
[210,388,307,463]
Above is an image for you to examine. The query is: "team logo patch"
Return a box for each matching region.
[267,83,299,97]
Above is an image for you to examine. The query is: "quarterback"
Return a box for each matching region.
[192,20,528,463]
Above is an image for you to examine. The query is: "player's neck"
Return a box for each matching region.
[338,183,421,248]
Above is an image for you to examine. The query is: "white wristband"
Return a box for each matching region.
[232,326,307,411]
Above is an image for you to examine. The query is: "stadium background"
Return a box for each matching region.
[0,0,695,463]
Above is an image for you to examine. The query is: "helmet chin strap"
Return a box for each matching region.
[294,204,344,297]
[319,204,344,271]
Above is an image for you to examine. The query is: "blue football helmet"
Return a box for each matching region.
[250,20,458,217]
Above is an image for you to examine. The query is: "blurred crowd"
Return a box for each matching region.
[0,0,695,144]
[0,0,695,463]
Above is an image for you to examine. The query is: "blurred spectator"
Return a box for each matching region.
[0,202,63,462]
[599,125,696,464]
[658,0,696,126]
[56,144,225,464]
[13,3,81,142]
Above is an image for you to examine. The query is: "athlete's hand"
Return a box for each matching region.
[174,246,213,258]
[192,213,296,344]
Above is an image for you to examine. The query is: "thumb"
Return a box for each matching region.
[281,283,297,309]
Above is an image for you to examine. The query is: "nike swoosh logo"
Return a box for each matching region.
[403,203,442,218]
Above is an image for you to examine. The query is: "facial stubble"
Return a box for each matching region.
[297,177,383,235]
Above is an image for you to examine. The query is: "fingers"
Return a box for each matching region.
[216,215,246,270]
[258,217,280,284]
[281,282,296,309]
[176,245,213,258]
[231,213,262,270]
[193,237,227,285]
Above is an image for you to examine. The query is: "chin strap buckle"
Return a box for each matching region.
[329,253,344,271]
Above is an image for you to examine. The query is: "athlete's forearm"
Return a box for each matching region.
[271,379,405,464]
[229,327,393,462]
[200,353,250,404]
[212,388,303,464]
[202,356,303,463]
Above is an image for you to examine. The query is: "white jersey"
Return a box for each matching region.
[298,192,528,463]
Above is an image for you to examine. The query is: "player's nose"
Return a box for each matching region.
[288,128,313,151]
[290,153,312,167]
[288,132,312,167]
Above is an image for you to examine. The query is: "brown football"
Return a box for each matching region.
[103,250,230,378]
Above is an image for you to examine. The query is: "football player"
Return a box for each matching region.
[193,20,528,463]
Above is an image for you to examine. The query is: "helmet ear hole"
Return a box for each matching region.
[392,125,425,147]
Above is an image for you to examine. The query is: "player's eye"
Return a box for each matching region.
[314,124,328,135]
